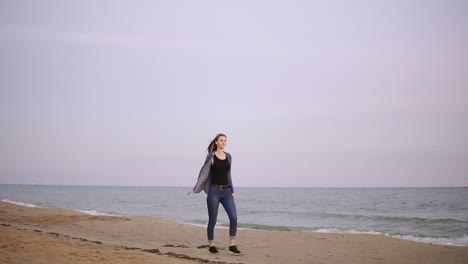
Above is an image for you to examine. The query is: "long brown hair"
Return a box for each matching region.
[207,133,227,153]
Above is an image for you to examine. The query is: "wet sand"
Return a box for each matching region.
[0,201,467,264]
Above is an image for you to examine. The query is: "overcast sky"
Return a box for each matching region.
[1,0,467,187]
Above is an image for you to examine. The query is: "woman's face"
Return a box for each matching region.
[216,136,227,150]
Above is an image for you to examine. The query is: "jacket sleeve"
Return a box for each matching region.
[227,153,234,193]
[192,153,213,193]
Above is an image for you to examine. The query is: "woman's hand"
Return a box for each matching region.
[187,190,193,195]
[232,193,236,199]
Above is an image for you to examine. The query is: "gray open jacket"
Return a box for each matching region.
[192,151,234,194]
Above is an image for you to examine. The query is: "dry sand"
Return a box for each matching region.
[0,201,467,264]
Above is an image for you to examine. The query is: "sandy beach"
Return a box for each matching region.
[0,201,467,264]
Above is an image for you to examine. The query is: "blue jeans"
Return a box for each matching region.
[206,185,237,242]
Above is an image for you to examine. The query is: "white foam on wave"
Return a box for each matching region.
[78,210,121,217]
[1,199,121,217]
[311,228,468,247]
[392,234,468,247]
[1,199,42,208]
[185,222,207,228]
[314,228,382,235]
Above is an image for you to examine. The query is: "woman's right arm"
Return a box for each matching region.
[188,153,213,194]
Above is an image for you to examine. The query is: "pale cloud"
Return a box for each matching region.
[0,24,265,56]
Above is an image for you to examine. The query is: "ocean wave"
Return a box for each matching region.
[312,228,468,246]
[2,198,120,217]
[1,199,42,208]
[238,223,304,232]
[391,234,468,247]
[184,220,229,229]
[237,223,468,247]
[314,212,467,225]
[77,210,122,217]
[313,228,382,235]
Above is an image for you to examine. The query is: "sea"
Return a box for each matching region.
[1,185,467,247]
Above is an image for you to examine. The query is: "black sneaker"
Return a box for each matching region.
[229,245,243,255]
[208,246,219,254]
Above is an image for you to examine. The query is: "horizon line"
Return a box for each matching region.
[0,183,465,188]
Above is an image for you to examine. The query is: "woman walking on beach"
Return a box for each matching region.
[187,134,242,256]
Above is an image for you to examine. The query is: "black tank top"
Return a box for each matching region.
[211,154,230,185]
